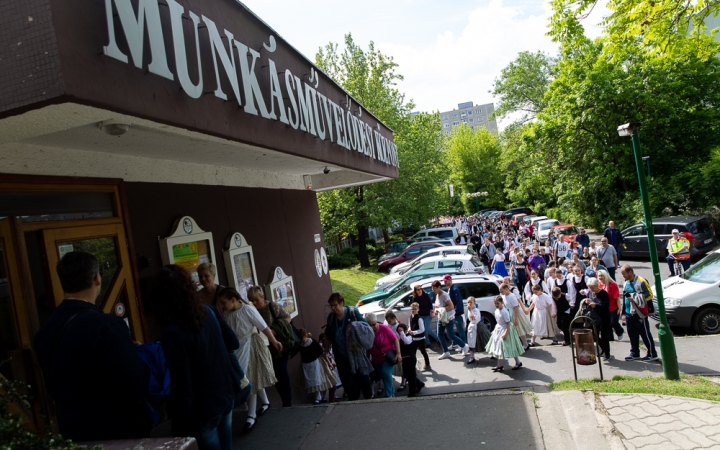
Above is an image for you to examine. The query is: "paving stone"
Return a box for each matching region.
[673,410,706,429]
[642,414,676,427]
[654,398,688,409]
[643,443,681,450]
[677,428,719,448]
[624,404,654,419]
[627,434,671,447]
[614,421,643,440]
[649,419,692,433]
[699,424,720,436]
[665,402,702,413]
[666,432,703,450]
[686,408,719,426]
[605,406,627,416]
[609,412,636,423]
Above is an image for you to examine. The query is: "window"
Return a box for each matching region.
[689,219,712,235]
[463,281,499,299]
[468,111,473,115]
[453,121,459,125]
[443,124,450,128]
[653,224,666,235]
[463,119,467,123]
[469,118,474,123]
[429,230,455,239]
[452,114,458,118]
[476,109,482,114]
[477,117,484,122]
[406,247,422,257]
[623,225,646,238]
[416,262,435,271]
[438,260,463,269]
[442,115,449,120]
[461,113,466,117]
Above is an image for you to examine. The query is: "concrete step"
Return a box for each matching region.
[536,390,622,450]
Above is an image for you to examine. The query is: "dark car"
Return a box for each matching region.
[385,240,413,254]
[377,242,443,272]
[620,216,718,258]
[502,207,533,219]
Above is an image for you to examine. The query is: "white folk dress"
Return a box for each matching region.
[503,293,533,337]
[466,307,491,350]
[530,293,560,338]
[225,303,276,394]
[485,308,525,359]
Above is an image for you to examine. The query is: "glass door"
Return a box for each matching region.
[0,218,49,432]
[42,224,143,340]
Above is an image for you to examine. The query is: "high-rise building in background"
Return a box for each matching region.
[438,101,498,134]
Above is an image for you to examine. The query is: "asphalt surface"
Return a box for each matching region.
[233,391,544,450]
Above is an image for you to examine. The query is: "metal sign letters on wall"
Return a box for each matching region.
[102,0,399,168]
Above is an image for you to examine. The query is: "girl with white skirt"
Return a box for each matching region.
[485,296,524,371]
[465,297,491,364]
[500,283,533,350]
[527,284,560,346]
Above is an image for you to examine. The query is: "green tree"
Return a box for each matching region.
[316,35,447,267]
[492,51,557,123]
[445,125,505,214]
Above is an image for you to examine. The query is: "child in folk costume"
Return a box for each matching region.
[500,283,533,350]
[465,297,492,364]
[491,248,509,277]
[318,331,342,402]
[396,323,425,397]
[528,284,561,346]
[485,296,525,371]
[298,328,336,404]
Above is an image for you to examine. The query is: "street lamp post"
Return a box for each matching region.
[466,192,489,214]
[617,123,680,381]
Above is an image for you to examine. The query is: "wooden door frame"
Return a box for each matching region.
[0,173,148,340]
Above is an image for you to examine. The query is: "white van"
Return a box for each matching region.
[410,226,459,242]
[652,248,720,334]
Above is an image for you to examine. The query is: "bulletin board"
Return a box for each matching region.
[223,232,258,302]
[159,216,216,284]
[265,267,298,319]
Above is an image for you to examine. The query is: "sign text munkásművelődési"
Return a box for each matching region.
[102,0,399,168]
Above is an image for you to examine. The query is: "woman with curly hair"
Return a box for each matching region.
[151,265,239,450]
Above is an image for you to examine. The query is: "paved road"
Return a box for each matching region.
[234,391,544,450]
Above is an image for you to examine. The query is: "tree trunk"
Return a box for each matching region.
[357,224,370,268]
[382,229,390,246]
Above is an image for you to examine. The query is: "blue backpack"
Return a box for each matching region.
[136,341,171,424]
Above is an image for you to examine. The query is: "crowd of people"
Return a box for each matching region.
[32,212,666,449]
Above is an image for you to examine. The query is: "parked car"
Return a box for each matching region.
[390,245,476,274]
[481,210,498,218]
[502,207,533,219]
[651,248,720,334]
[536,219,560,242]
[385,239,413,255]
[357,267,466,306]
[552,224,579,243]
[529,216,548,227]
[409,226,459,242]
[374,254,485,290]
[488,211,503,220]
[358,274,504,330]
[522,215,538,225]
[620,216,718,259]
[511,213,527,223]
[377,242,444,272]
[479,208,497,216]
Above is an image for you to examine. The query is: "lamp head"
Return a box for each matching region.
[617,122,641,137]
[323,166,330,174]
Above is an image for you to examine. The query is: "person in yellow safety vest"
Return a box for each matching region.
[666,229,691,276]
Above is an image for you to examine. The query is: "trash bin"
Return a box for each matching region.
[573,329,597,365]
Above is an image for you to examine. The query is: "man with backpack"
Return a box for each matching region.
[619,264,659,362]
[323,293,372,401]
[34,252,151,441]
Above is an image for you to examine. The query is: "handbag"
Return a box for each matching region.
[385,349,398,366]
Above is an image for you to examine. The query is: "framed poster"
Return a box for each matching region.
[159,216,216,284]
[265,267,298,319]
[223,232,258,302]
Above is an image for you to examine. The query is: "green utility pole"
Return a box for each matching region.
[475,197,479,213]
[623,124,680,380]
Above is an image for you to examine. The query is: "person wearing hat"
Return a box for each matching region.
[444,274,468,344]
[666,229,691,276]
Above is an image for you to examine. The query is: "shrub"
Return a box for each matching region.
[328,253,358,269]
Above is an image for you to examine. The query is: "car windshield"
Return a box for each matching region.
[682,253,720,284]
[540,223,554,230]
[556,226,578,235]
[466,244,477,255]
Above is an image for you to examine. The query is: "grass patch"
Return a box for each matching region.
[329,264,384,306]
[550,375,720,402]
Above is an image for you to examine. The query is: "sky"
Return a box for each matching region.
[239,0,609,127]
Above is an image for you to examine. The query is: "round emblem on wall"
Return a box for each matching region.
[234,233,242,248]
[276,267,283,280]
[320,248,328,274]
[115,302,125,317]
[182,218,193,234]
[314,249,322,277]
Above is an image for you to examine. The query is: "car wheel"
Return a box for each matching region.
[385,265,394,273]
[692,307,720,335]
[481,312,497,332]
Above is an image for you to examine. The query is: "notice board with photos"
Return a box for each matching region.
[223,232,258,302]
[265,267,298,319]
[159,216,216,284]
